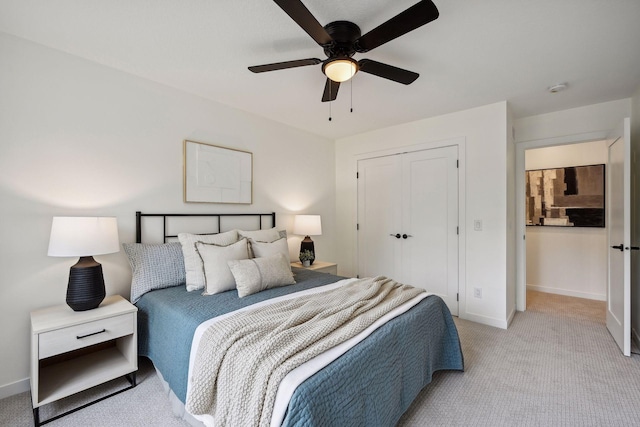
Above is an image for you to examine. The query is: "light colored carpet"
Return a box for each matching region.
[2,291,639,426]
[399,291,640,426]
[0,357,187,427]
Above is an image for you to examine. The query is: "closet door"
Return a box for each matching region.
[401,146,458,314]
[357,146,458,315]
[357,154,402,279]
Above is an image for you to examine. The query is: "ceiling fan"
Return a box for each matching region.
[248,0,439,102]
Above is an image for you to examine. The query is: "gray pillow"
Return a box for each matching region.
[196,238,249,295]
[237,227,281,242]
[122,242,185,303]
[178,230,239,292]
[228,253,296,298]
[238,228,284,258]
[249,237,289,259]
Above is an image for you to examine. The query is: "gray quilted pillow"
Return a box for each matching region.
[123,242,185,303]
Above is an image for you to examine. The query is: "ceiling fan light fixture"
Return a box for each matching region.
[323,58,358,83]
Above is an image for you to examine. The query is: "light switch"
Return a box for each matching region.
[474,220,482,231]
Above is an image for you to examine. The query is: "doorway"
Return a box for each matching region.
[524,141,608,304]
[515,130,610,311]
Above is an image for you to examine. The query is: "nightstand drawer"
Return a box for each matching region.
[39,313,135,359]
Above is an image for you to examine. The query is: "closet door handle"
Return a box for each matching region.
[611,244,624,252]
[626,246,640,251]
[389,234,401,239]
[402,234,413,239]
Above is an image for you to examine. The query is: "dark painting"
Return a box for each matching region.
[526,164,605,227]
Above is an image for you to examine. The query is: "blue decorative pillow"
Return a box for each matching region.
[122,242,186,303]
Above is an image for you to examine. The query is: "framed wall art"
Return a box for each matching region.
[525,164,605,227]
[183,140,253,204]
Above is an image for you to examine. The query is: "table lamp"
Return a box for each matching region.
[293,215,322,265]
[48,217,120,311]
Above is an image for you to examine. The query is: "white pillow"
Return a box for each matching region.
[238,227,281,243]
[196,238,249,295]
[249,237,289,260]
[178,230,239,291]
[228,253,296,297]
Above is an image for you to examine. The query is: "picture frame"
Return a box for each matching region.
[183,140,252,204]
[525,163,605,227]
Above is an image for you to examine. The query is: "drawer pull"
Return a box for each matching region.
[76,329,106,339]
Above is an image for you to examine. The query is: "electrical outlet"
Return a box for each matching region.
[474,220,483,231]
[473,287,482,299]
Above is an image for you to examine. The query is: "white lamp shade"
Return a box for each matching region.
[293,215,322,236]
[48,217,120,257]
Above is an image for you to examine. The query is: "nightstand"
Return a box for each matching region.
[30,295,138,426]
[291,261,338,275]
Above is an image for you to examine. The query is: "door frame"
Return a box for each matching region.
[515,130,610,311]
[354,137,467,319]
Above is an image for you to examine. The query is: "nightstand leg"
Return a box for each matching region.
[31,372,137,425]
[126,371,137,387]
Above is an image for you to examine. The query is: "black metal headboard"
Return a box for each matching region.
[135,211,276,243]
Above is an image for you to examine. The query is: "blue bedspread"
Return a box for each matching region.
[136,268,463,426]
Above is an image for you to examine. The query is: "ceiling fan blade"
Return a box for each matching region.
[274,0,333,46]
[358,59,419,85]
[321,79,340,102]
[355,0,439,52]
[248,58,322,73]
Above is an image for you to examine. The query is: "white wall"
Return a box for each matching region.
[515,99,631,143]
[0,33,336,396]
[631,84,640,346]
[506,105,517,324]
[335,102,510,329]
[525,142,608,300]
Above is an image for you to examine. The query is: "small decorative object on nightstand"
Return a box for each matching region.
[30,295,137,426]
[293,215,322,265]
[298,249,315,267]
[47,217,120,311]
[291,261,337,275]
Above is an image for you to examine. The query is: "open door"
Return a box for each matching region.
[606,118,632,356]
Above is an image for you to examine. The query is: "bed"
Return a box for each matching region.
[129,211,463,426]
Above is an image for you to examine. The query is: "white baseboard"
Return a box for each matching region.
[0,377,30,400]
[526,284,606,301]
[461,311,508,329]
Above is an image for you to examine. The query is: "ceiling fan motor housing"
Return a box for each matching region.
[323,21,362,59]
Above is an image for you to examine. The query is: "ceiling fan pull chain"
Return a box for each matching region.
[328,82,333,121]
[350,79,353,113]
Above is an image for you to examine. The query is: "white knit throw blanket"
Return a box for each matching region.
[185,276,424,427]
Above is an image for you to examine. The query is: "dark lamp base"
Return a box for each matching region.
[299,236,315,265]
[66,256,106,311]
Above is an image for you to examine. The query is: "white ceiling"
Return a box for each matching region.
[2,0,640,139]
